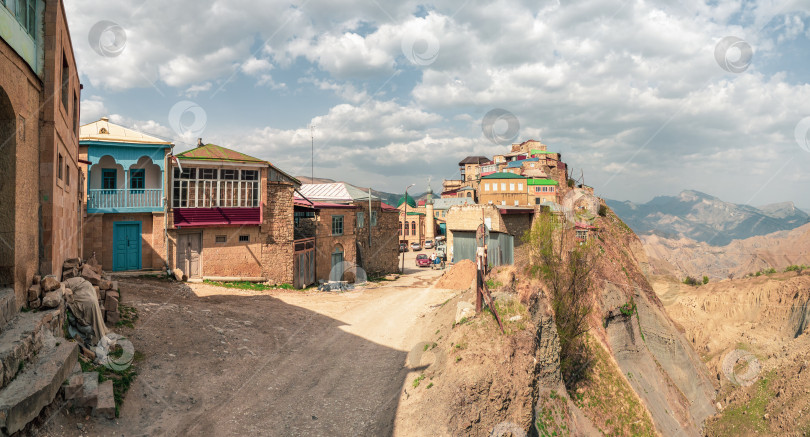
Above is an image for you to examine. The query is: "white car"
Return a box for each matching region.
[424,240,434,249]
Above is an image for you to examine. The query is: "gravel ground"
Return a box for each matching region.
[36,252,455,436]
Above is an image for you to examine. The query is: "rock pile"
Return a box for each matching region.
[28,257,120,326]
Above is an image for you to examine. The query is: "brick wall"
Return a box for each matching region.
[314,207,356,282]
[199,227,262,277]
[260,182,295,284]
[501,214,533,246]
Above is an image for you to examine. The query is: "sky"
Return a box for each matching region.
[66,0,810,209]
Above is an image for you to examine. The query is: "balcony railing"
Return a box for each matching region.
[87,188,163,212]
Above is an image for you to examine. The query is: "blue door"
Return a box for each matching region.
[113,222,141,271]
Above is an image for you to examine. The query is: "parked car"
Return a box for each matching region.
[415,254,431,267]
[424,240,434,249]
[411,242,422,251]
[435,236,445,242]
[399,243,408,252]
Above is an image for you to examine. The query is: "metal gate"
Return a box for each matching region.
[451,231,513,267]
[293,238,315,289]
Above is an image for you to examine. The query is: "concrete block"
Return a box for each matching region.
[63,373,84,400]
[0,342,78,434]
[78,372,99,408]
[93,380,115,419]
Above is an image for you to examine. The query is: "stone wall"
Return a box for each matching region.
[355,202,400,277]
[82,213,167,271]
[501,213,533,247]
[200,226,263,277]
[445,204,507,262]
[314,206,356,282]
[260,182,296,284]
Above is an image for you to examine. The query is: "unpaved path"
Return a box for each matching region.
[39,253,457,436]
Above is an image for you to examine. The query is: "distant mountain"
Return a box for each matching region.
[295,176,419,207]
[606,190,809,246]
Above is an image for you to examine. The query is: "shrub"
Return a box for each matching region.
[525,213,594,389]
[702,275,709,284]
[683,276,700,286]
[598,204,607,217]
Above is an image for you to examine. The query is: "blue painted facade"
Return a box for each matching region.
[82,140,168,214]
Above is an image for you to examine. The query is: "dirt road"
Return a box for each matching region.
[40,252,456,436]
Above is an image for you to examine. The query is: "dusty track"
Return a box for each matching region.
[39,253,456,436]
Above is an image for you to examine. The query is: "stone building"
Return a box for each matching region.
[166,142,300,284]
[79,118,172,271]
[478,172,529,207]
[1,0,82,307]
[297,182,399,280]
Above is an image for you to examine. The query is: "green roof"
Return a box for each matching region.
[176,144,265,163]
[405,211,425,216]
[481,172,526,180]
[397,192,417,208]
[528,178,559,186]
[530,149,555,155]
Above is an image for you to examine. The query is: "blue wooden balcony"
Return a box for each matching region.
[87,188,164,213]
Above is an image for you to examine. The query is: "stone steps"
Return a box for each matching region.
[0,310,63,391]
[63,368,115,419]
[0,341,78,435]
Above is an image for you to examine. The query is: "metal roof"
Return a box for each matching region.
[176,144,265,163]
[80,118,173,145]
[297,183,379,202]
[481,172,526,180]
[458,156,490,165]
[433,197,474,210]
[507,158,539,168]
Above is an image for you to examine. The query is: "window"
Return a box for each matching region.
[73,92,79,134]
[509,183,515,191]
[484,183,489,191]
[332,215,344,236]
[357,212,364,228]
[500,183,506,191]
[370,210,377,227]
[102,169,116,190]
[404,221,409,236]
[215,235,226,243]
[239,235,249,242]
[130,169,145,191]
[514,200,519,206]
[294,211,315,226]
[518,183,523,191]
[501,201,505,205]
[57,154,63,179]
[13,0,36,36]
[61,54,69,113]
[172,166,260,208]
[411,221,416,235]
[65,163,70,186]
[535,198,541,205]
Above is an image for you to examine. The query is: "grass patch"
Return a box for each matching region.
[707,371,776,436]
[412,374,426,388]
[536,389,571,437]
[485,279,503,289]
[203,280,294,291]
[116,304,139,329]
[572,336,656,436]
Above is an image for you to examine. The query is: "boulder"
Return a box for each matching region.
[173,268,184,282]
[98,279,112,291]
[455,301,475,324]
[27,284,41,302]
[41,286,64,309]
[63,258,81,268]
[40,276,61,292]
[61,267,78,279]
[80,264,101,286]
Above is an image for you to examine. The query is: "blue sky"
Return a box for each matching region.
[67,0,810,210]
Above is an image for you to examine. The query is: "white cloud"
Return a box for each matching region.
[79,96,108,124]
[184,82,212,97]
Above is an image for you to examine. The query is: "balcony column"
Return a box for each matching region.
[124,169,129,208]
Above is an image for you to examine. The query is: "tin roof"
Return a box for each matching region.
[481,172,526,180]
[175,144,265,163]
[297,183,379,202]
[433,197,474,210]
[80,117,173,146]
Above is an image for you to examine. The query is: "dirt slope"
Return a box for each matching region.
[650,271,810,435]
[642,222,810,280]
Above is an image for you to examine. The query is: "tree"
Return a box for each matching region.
[524,212,594,388]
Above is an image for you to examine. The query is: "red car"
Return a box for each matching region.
[415,254,431,267]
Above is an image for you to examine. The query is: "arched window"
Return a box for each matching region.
[466,191,472,198]
[411,221,416,234]
[404,221,409,235]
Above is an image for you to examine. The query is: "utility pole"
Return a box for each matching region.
[310,125,315,182]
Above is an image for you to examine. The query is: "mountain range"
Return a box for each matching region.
[606,190,809,246]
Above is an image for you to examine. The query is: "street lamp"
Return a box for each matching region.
[401,183,415,274]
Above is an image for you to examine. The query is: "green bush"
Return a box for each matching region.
[683,276,700,286]
[702,275,709,284]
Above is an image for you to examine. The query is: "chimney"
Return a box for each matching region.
[197,138,203,147]
[100,116,109,122]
